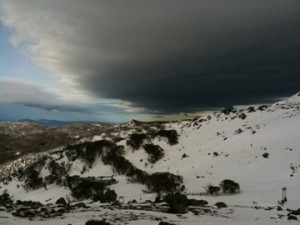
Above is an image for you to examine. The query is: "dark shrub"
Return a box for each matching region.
[48,160,67,177]
[44,174,64,186]
[156,130,178,145]
[187,199,208,206]
[239,113,247,120]
[103,190,117,203]
[165,193,188,214]
[220,179,240,194]
[262,153,269,158]
[66,140,114,166]
[287,215,297,220]
[208,185,220,195]
[23,168,44,190]
[127,167,148,184]
[82,140,114,167]
[56,197,67,205]
[143,144,165,163]
[146,172,183,193]
[291,208,300,215]
[159,222,175,225]
[66,176,107,200]
[103,151,134,175]
[235,128,243,134]
[85,220,111,225]
[127,133,149,150]
[0,193,13,206]
[215,202,227,208]
[258,105,268,111]
[222,106,237,115]
[247,107,256,112]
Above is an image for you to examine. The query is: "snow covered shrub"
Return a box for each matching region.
[156,129,178,145]
[146,172,183,193]
[220,179,240,194]
[143,144,165,163]
[126,133,149,150]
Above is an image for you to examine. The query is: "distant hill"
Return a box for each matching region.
[18,119,112,126]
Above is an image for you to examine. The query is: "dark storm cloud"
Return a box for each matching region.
[2,0,300,113]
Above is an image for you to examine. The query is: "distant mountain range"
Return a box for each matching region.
[9,119,112,126]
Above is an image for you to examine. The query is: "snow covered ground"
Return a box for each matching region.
[0,93,299,224]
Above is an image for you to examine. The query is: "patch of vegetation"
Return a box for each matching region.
[66,176,116,200]
[207,185,220,195]
[126,133,149,150]
[143,144,165,163]
[220,179,240,194]
[215,201,227,208]
[0,192,13,206]
[262,153,269,158]
[164,192,188,214]
[258,105,268,111]
[222,106,237,115]
[66,140,114,167]
[85,220,111,225]
[22,165,44,191]
[239,113,247,120]
[146,172,183,193]
[247,106,256,112]
[156,129,178,145]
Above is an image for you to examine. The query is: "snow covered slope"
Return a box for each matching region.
[0,93,299,224]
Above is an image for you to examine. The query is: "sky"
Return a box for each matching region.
[0,0,299,123]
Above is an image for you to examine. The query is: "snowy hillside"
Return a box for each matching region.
[0,93,299,225]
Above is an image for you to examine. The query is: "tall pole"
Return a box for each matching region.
[282,187,287,203]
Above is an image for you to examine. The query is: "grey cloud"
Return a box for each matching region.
[2,0,300,113]
[0,79,90,112]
